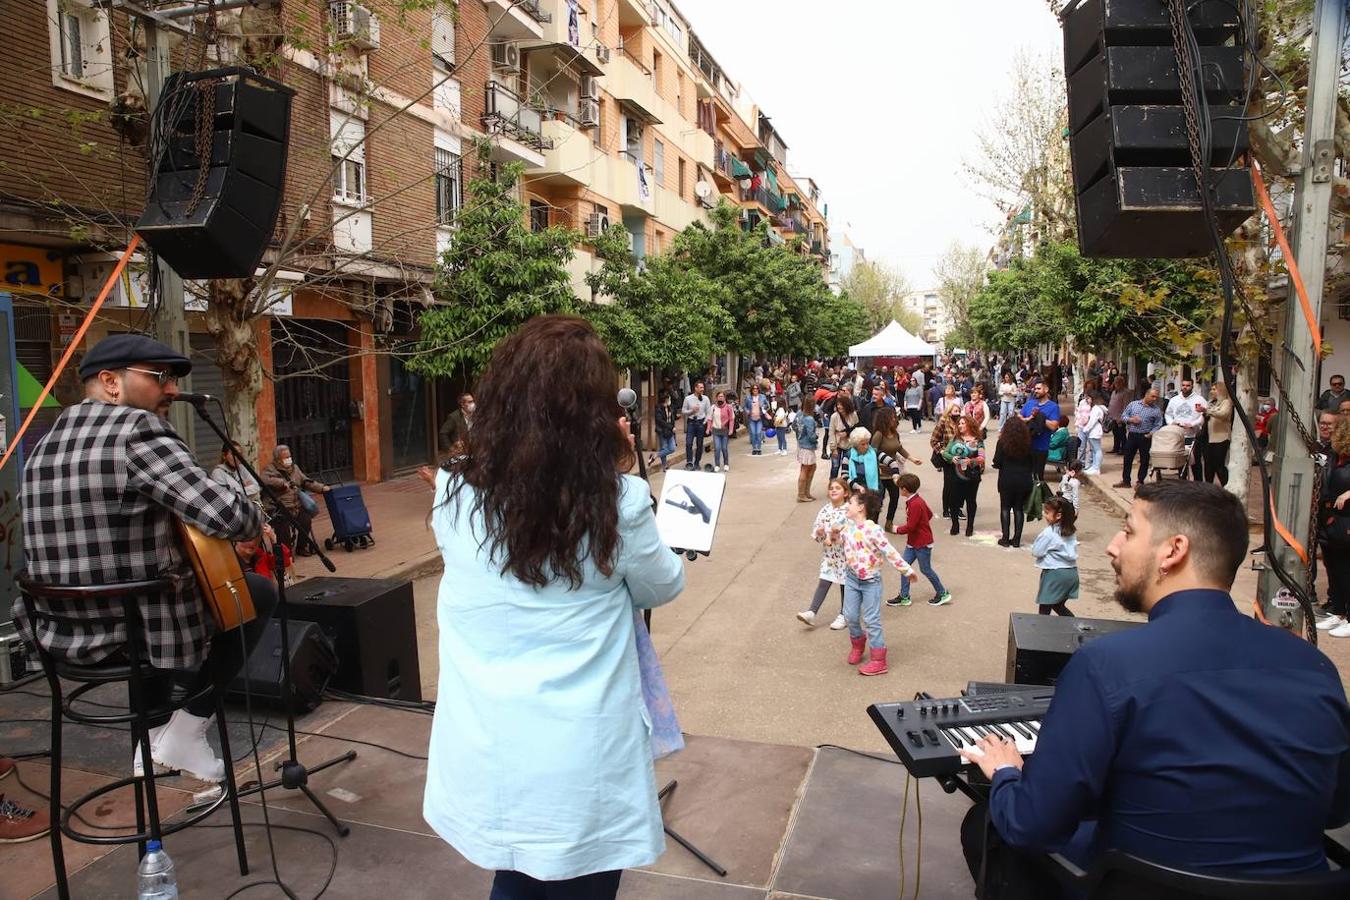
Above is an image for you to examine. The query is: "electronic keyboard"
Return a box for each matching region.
[867,685,1055,778]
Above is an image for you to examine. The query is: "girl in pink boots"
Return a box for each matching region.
[838,487,917,675]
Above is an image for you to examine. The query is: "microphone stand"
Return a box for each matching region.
[623,395,727,878]
[185,400,356,836]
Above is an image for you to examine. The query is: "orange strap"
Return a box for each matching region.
[1251,163,1321,357]
[0,235,141,472]
[1268,493,1310,566]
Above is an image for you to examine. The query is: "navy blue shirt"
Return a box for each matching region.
[989,590,1350,874]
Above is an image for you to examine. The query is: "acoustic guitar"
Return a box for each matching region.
[176,520,256,631]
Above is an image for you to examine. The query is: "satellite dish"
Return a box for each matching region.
[694,180,712,199]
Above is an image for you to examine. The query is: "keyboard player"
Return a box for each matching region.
[957,481,1350,897]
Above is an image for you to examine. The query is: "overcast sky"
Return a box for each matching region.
[674,0,1064,287]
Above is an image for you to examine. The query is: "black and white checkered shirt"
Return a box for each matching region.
[14,399,263,669]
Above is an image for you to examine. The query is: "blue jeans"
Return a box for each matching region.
[748,418,764,451]
[713,433,730,467]
[776,428,788,451]
[829,447,845,479]
[843,571,885,649]
[1085,436,1102,471]
[899,545,945,600]
[657,432,676,465]
[685,418,705,468]
[999,400,1015,427]
[491,869,621,900]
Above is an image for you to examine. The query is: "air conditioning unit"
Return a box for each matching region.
[330,1,380,51]
[580,75,598,101]
[595,43,611,64]
[491,41,520,71]
[586,211,610,237]
[579,98,599,128]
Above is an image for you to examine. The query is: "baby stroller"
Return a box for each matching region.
[1148,424,1190,480]
[322,479,375,552]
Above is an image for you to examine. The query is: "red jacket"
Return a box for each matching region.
[895,493,934,548]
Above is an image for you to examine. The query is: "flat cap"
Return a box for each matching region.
[77,334,192,380]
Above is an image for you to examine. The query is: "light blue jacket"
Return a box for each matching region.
[1031,523,1078,570]
[423,471,685,879]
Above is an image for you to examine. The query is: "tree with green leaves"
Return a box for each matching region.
[838,260,921,335]
[410,150,580,376]
[581,225,731,372]
[673,204,834,359]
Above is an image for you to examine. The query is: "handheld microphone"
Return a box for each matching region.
[617,387,638,410]
[172,393,216,407]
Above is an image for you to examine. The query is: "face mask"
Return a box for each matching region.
[465,402,476,414]
[280,457,293,468]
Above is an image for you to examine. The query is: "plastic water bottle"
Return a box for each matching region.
[137,840,178,899]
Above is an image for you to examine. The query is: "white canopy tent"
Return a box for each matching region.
[848,320,937,358]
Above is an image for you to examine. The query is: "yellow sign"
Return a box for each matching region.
[0,243,63,296]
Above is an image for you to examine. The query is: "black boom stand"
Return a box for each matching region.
[187,401,357,836]
[623,398,727,878]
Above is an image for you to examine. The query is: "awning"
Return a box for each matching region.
[617,96,662,125]
[764,167,779,193]
[525,41,604,77]
[730,157,751,178]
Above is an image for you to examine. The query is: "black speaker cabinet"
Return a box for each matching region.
[1006,613,1143,686]
[1061,0,1253,258]
[287,576,422,702]
[136,67,294,279]
[227,619,338,713]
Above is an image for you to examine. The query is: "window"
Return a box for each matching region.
[652,51,663,92]
[677,158,686,199]
[436,147,462,224]
[653,230,663,255]
[592,98,602,147]
[529,199,549,233]
[47,0,113,97]
[676,72,684,116]
[331,115,367,203]
[653,139,665,185]
[431,1,455,70]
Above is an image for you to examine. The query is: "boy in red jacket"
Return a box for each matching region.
[888,473,954,608]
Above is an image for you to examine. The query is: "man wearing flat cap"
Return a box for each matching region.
[14,334,274,782]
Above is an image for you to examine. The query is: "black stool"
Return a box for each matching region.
[18,576,249,900]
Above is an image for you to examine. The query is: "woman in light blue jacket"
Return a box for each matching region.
[423,316,685,899]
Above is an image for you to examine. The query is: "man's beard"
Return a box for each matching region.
[1113,567,1147,613]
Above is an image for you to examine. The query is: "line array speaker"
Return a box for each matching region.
[1062,0,1255,257]
[136,67,294,279]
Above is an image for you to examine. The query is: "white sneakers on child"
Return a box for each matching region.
[829,614,847,630]
[796,610,816,626]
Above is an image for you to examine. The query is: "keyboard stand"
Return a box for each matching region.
[937,770,988,805]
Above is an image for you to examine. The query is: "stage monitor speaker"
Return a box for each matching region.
[287,576,422,702]
[227,619,337,713]
[1061,0,1253,258]
[1006,613,1143,686]
[136,67,294,279]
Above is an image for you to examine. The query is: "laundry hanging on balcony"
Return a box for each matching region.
[567,0,580,47]
[638,163,651,202]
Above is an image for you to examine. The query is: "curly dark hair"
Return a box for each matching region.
[998,415,1031,459]
[441,315,635,588]
[872,405,899,439]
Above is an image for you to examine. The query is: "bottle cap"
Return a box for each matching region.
[146,840,162,852]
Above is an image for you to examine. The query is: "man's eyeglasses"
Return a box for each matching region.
[125,367,179,387]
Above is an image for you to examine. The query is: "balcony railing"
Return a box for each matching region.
[483,80,552,150]
[810,239,830,260]
[616,42,652,77]
[517,0,552,23]
[741,185,784,213]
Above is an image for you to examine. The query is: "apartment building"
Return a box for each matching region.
[0,0,829,485]
[828,231,865,294]
[904,288,953,345]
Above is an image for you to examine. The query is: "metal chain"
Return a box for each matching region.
[184,78,217,216]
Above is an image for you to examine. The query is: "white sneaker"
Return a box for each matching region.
[142,709,225,782]
[1329,621,1350,639]
[829,614,847,630]
[1083,469,1101,476]
[722,465,729,472]
[1315,614,1345,631]
[796,610,817,626]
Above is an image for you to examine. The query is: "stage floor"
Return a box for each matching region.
[6,699,979,899]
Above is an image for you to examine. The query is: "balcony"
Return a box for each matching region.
[483,0,545,40]
[810,239,830,260]
[610,49,663,126]
[614,153,655,216]
[617,0,651,28]
[533,116,593,185]
[483,80,552,151]
[740,185,784,214]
